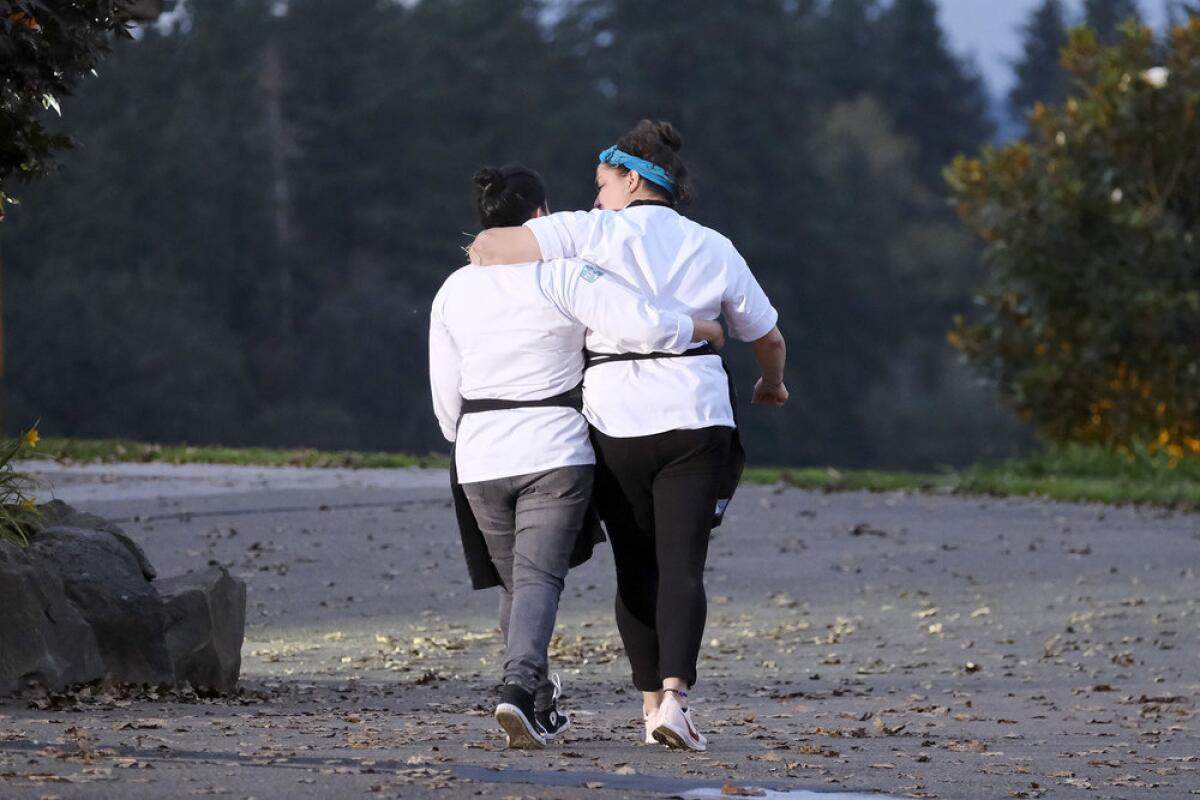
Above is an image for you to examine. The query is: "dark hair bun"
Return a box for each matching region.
[646,119,682,153]
[473,167,505,196]
[615,119,692,207]
[472,164,548,230]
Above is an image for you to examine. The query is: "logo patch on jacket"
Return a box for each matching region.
[580,263,605,283]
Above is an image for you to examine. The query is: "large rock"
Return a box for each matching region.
[0,541,106,694]
[38,499,157,580]
[1,504,248,695]
[157,567,246,692]
[31,526,174,686]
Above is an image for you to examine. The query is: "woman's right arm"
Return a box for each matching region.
[718,239,787,406]
[750,326,788,407]
[470,210,602,266]
[468,227,542,266]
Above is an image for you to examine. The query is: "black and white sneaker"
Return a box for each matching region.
[495,684,546,750]
[535,673,571,739]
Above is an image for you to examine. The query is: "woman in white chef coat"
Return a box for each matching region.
[430,163,724,750]
[469,121,788,752]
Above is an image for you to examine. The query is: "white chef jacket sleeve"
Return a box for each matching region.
[720,239,779,342]
[538,259,694,354]
[428,288,462,443]
[524,210,608,262]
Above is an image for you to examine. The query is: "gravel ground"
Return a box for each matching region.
[0,463,1197,799]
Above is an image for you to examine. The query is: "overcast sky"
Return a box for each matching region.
[938,0,1169,94]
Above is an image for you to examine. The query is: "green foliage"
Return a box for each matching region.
[874,0,994,182]
[947,19,1200,462]
[749,443,1200,509]
[0,0,132,210]
[2,1,1016,470]
[1084,0,1144,46]
[38,435,1200,510]
[38,436,449,469]
[962,442,1200,507]
[1010,0,1072,118]
[0,425,43,547]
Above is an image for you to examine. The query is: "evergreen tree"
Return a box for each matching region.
[798,0,880,104]
[1083,0,1142,45]
[0,0,1021,468]
[874,0,994,184]
[1009,0,1071,117]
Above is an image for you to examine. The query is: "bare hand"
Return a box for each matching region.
[752,377,788,407]
[692,318,725,350]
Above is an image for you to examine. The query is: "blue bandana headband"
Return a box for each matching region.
[598,145,676,197]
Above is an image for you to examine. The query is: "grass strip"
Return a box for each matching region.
[33,438,1200,510]
[37,437,450,470]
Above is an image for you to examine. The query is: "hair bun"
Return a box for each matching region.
[648,119,682,153]
[473,167,505,195]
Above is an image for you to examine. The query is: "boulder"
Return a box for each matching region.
[38,499,157,580]
[31,526,174,686]
[157,567,246,692]
[0,540,105,694]
[1,503,248,695]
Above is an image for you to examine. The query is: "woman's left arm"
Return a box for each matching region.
[428,301,463,442]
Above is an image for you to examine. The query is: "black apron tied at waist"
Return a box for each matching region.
[583,344,746,528]
[450,382,605,591]
[458,383,583,415]
[584,342,717,368]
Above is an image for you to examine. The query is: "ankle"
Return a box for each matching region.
[663,687,689,709]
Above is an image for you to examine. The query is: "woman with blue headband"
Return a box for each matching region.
[469,120,788,752]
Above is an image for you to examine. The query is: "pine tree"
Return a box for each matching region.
[0,0,1024,467]
[1083,0,1142,45]
[1009,0,1071,117]
[802,0,880,104]
[875,0,994,183]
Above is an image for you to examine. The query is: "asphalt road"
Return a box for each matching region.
[0,462,1197,799]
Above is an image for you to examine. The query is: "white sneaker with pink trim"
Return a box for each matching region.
[652,691,708,751]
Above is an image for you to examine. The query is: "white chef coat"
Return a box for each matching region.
[524,205,779,437]
[429,258,695,484]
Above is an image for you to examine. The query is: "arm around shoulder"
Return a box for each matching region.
[468,226,542,266]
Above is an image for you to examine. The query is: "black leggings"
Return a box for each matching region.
[591,425,732,691]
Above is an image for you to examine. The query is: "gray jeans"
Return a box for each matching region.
[460,465,593,700]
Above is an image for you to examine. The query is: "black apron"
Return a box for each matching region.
[450,383,606,591]
[583,344,746,528]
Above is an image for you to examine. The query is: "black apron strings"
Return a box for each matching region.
[458,383,583,416]
[584,343,716,369]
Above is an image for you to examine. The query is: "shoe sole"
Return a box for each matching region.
[652,722,706,752]
[495,704,546,750]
